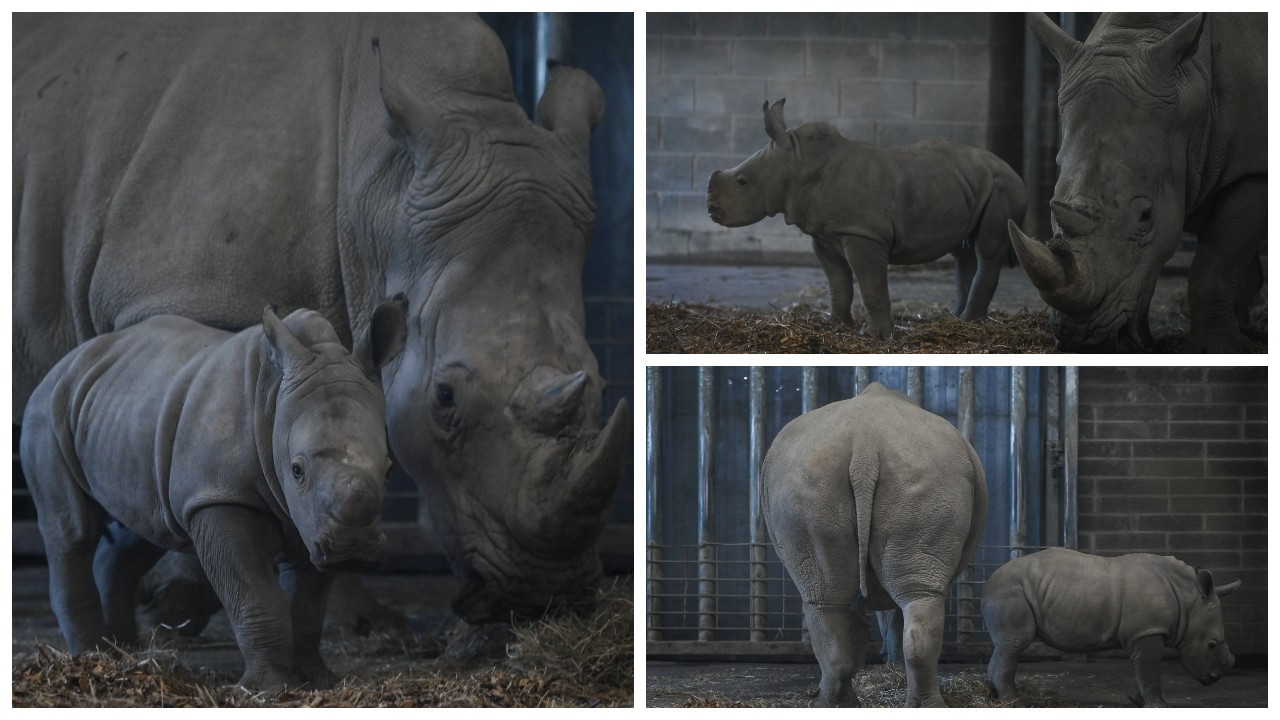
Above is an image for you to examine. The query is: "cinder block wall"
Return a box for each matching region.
[1077,367,1267,656]
[647,12,1019,263]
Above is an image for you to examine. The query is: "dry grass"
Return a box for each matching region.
[12,578,633,708]
[674,664,1069,708]
[647,302,1060,354]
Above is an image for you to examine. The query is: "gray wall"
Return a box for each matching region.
[647,12,1023,263]
[1077,366,1267,655]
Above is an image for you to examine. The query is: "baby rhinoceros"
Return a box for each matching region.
[982,547,1240,707]
[708,99,1026,339]
[22,301,407,692]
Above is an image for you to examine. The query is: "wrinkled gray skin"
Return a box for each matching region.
[1009,13,1266,353]
[13,14,629,624]
[762,383,988,707]
[708,99,1026,338]
[22,303,408,691]
[983,548,1241,707]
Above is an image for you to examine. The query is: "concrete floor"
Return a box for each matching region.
[646,659,1268,708]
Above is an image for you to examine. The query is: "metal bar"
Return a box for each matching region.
[1063,367,1080,548]
[1043,368,1062,548]
[1010,367,1028,559]
[801,366,818,414]
[697,367,716,642]
[646,367,663,642]
[748,367,768,642]
[906,367,923,406]
[958,367,976,443]
[855,366,871,395]
[1021,13,1041,233]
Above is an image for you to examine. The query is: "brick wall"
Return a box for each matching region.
[648,12,1022,263]
[1077,367,1267,656]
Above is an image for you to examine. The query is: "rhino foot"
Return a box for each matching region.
[300,663,338,691]
[1179,326,1259,354]
[235,667,305,694]
[861,322,894,341]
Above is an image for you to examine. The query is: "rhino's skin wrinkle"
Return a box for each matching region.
[761,383,988,708]
[708,99,1026,339]
[21,306,405,691]
[13,13,627,621]
[1011,12,1266,353]
[983,548,1241,707]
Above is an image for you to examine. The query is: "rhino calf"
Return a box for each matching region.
[707,99,1026,339]
[982,548,1240,707]
[22,302,407,691]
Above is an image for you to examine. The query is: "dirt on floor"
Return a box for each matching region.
[646,659,1268,708]
[646,262,1267,354]
[11,565,633,707]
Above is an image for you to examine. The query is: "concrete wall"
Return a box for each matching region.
[1077,367,1267,655]
[648,12,1022,263]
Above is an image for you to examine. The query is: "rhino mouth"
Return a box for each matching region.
[1053,307,1149,353]
[706,199,727,225]
[311,523,387,572]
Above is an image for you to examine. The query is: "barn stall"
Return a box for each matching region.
[645,366,1267,707]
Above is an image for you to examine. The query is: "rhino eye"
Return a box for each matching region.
[735,175,748,187]
[1208,640,1218,650]
[291,462,304,482]
[436,382,455,407]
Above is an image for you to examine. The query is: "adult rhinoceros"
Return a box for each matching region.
[1008,12,1266,353]
[13,13,628,623]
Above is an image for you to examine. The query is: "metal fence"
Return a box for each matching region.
[647,366,1078,658]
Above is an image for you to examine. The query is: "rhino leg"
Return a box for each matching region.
[279,560,336,689]
[958,206,1011,322]
[952,246,977,317]
[842,236,893,339]
[189,507,301,692]
[813,236,856,326]
[1126,634,1168,707]
[804,603,866,707]
[93,520,166,646]
[875,607,905,665]
[1183,176,1266,353]
[900,594,948,708]
[981,583,1035,705]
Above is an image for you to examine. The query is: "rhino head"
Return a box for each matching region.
[1009,13,1206,352]
[1178,569,1240,685]
[262,301,407,572]
[707,99,797,228]
[372,35,629,623]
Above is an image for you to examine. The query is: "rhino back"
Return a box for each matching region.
[23,316,264,549]
[992,548,1187,652]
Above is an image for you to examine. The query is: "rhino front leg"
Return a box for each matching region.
[94,520,167,646]
[900,594,947,707]
[1183,175,1266,353]
[279,560,336,689]
[842,236,893,339]
[952,246,977,317]
[1126,634,1168,707]
[813,236,856,326]
[189,507,300,692]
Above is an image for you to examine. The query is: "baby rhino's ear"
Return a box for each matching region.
[356,296,408,373]
[262,305,311,371]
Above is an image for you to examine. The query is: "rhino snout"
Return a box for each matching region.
[328,476,382,528]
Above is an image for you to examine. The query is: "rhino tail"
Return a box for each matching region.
[959,436,989,576]
[849,444,879,600]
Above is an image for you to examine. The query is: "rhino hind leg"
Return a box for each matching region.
[899,594,948,707]
[958,204,1013,322]
[952,246,978,317]
[980,584,1035,705]
[1182,175,1266,353]
[804,603,867,707]
[93,520,166,646]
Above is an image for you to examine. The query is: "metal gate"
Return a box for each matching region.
[646,366,1079,658]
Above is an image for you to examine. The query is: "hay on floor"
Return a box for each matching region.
[12,579,633,708]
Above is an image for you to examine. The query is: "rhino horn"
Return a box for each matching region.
[1215,578,1242,598]
[513,368,589,434]
[561,399,629,514]
[1008,220,1068,290]
[1028,12,1082,66]
[1149,13,1204,72]
[1050,200,1101,238]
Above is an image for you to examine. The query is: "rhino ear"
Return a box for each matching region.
[537,65,605,153]
[1148,13,1204,73]
[763,98,789,145]
[373,37,454,165]
[1028,12,1082,66]
[262,305,311,372]
[356,295,408,373]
